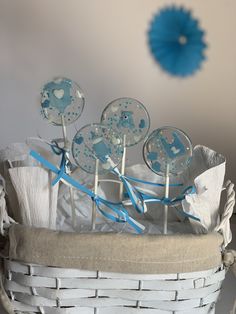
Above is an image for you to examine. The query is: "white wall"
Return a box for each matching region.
[0,1,235,312]
[0,0,236,182]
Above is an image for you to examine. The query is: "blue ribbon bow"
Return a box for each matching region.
[112,167,146,214]
[121,180,200,222]
[135,186,200,221]
[49,140,73,186]
[111,169,184,215]
[47,139,147,225]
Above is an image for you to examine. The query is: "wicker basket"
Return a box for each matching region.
[4,260,225,314]
[1,181,235,314]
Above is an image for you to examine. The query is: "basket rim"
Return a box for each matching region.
[2,223,224,275]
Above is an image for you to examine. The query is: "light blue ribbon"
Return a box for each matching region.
[124,175,183,187]
[119,174,199,222]
[140,186,196,204]
[52,151,66,186]
[112,167,146,214]
[49,141,70,186]
[49,138,183,215]
[40,141,199,223]
[49,139,147,215]
[30,150,144,233]
[110,170,183,215]
[136,186,200,222]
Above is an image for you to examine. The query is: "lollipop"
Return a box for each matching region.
[41,77,84,126]
[143,126,193,234]
[72,123,123,175]
[40,77,85,228]
[72,123,123,229]
[101,98,150,199]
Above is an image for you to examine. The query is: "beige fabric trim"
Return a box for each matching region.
[6,224,223,274]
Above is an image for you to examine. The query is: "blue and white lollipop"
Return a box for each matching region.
[41,77,85,126]
[72,123,123,175]
[72,123,147,228]
[101,98,150,147]
[40,77,85,229]
[72,123,123,230]
[143,127,192,176]
[143,127,193,234]
[101,98,150,200]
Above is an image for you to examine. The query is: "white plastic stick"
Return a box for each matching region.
[69,186,76,228]
[61,116,67,143]
[119,134,126,201]
[61,116,76,229]
[163,163,170,235]
[92,158,99,231]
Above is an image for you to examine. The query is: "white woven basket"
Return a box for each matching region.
[1,181,235,314]
[4,260,225,314]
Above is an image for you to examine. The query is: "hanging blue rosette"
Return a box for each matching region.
[148,6,207,77]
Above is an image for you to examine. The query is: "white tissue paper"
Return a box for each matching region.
[0,142,231,238]
[57,168,112,232]
[0,142,33,165]
[9,167,58,229]
[181,145,225,234]
[0,176,11,235]
[0,142,37,220]
[91,145,228,235]
[0,142,60,227]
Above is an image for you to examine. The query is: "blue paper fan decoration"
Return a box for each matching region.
[148,6,207,77]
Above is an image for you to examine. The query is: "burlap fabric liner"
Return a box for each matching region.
[4,224,223,274]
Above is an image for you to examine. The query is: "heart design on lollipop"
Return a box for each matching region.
[53,89,65,99]
[41,77,84,126]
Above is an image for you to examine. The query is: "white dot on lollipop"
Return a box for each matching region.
[53,89,64,99]
[111,105,119,113]
[112,137,121,145]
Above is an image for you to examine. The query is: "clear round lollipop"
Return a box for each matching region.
[101,98,150,147]
[143,126,193,176]
[40,77,85,126]
[143,126,193,235]
[72,123,123,175]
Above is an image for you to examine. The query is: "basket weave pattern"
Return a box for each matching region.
[4,259,225,314]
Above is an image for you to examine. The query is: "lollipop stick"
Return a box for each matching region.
[119,134,126,201]
[61,116,67,142]
[92,158,99,230]
[69,186,76,227]
[61,116,77,229]
[163,163,170,235]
